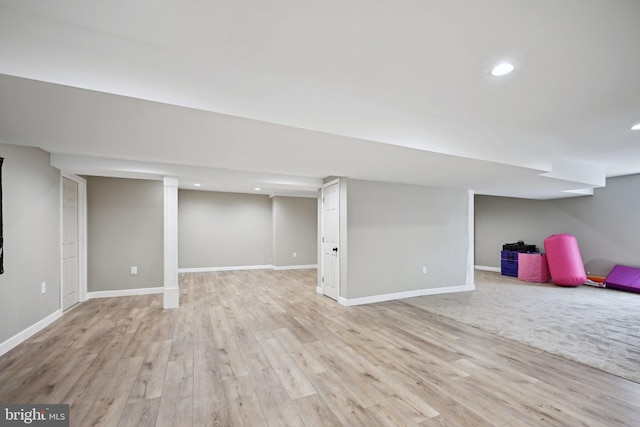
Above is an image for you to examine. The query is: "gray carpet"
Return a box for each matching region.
[403,270,640,383]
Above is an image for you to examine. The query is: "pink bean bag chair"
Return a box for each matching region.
[518,253,550,283]
[544,234,586,287]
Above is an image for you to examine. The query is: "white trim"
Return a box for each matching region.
[320,179,341,301]
[421,284,475,296]
[59,176,64,311]
[179,265,273,273]
[0,310,63,357]
[475,265,501,273]
[338,179,347,300]
[273,264,318,271]
[163,177,180,309]
[466,190,475,287]
[317,188,323,297]
[178,264,318,273]
[87,287,164,299]
[60,173,88,307]
[341,284,476,307]
[164,287,180,309]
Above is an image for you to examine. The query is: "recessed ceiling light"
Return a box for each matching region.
[254,187,261,191]
[194,183,201,187]
[631,123,640,131]
[491,62,514,77]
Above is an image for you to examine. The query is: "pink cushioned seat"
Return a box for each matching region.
[544,234,586,287]
[518,253,549,283]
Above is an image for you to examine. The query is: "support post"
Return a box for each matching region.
[163,177,179,309]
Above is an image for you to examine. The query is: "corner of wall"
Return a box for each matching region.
[467,190,475,287]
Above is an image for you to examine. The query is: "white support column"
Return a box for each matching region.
[466,189,475,288]
[163,177,180,309]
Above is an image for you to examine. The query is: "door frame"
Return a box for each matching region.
[320,178,340,300]
[60,173,87,310]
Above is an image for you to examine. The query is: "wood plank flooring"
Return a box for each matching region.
[1,269,639,426]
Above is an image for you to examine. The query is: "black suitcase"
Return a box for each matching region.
[502,241,537,253]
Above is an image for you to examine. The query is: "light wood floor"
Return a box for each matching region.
[1,269,639,426]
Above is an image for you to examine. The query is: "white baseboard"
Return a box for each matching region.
[316,286,323,294]
[421,284,476,296]
[163,287,180,309]
[0,309,63,357]
[273,264,318,271]
[475,265,501,273]
[342,284,476,307]
[179,265,272,273]
[87,287,164,299]
[178,264,318,273]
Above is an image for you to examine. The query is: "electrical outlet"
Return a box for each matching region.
[131,266,138,275]
[422,266,427,275]
[293,252,297,258]
[41,282,46,294]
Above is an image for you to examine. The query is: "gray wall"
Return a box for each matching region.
[344,179,469,299]
[0,144,60,344]
[179,190,273,268]
[87,176,163,292]
[475,173,640,276]
[272,196,317,267]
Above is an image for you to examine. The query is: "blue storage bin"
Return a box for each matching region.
[501,250,519,277]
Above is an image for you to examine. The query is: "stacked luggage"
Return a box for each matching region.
[500,241,538,277]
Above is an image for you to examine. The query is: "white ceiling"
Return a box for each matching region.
[1,0,639,198]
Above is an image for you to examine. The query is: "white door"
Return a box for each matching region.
[322,182,339,300]
[62,177,79,310]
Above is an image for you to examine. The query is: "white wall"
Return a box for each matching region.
[272,196,317,267]
[344,179,470,299]
[178,190,273,268]
[0,144,61,345]
[87,176,163,292]
[179,190,318,270]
